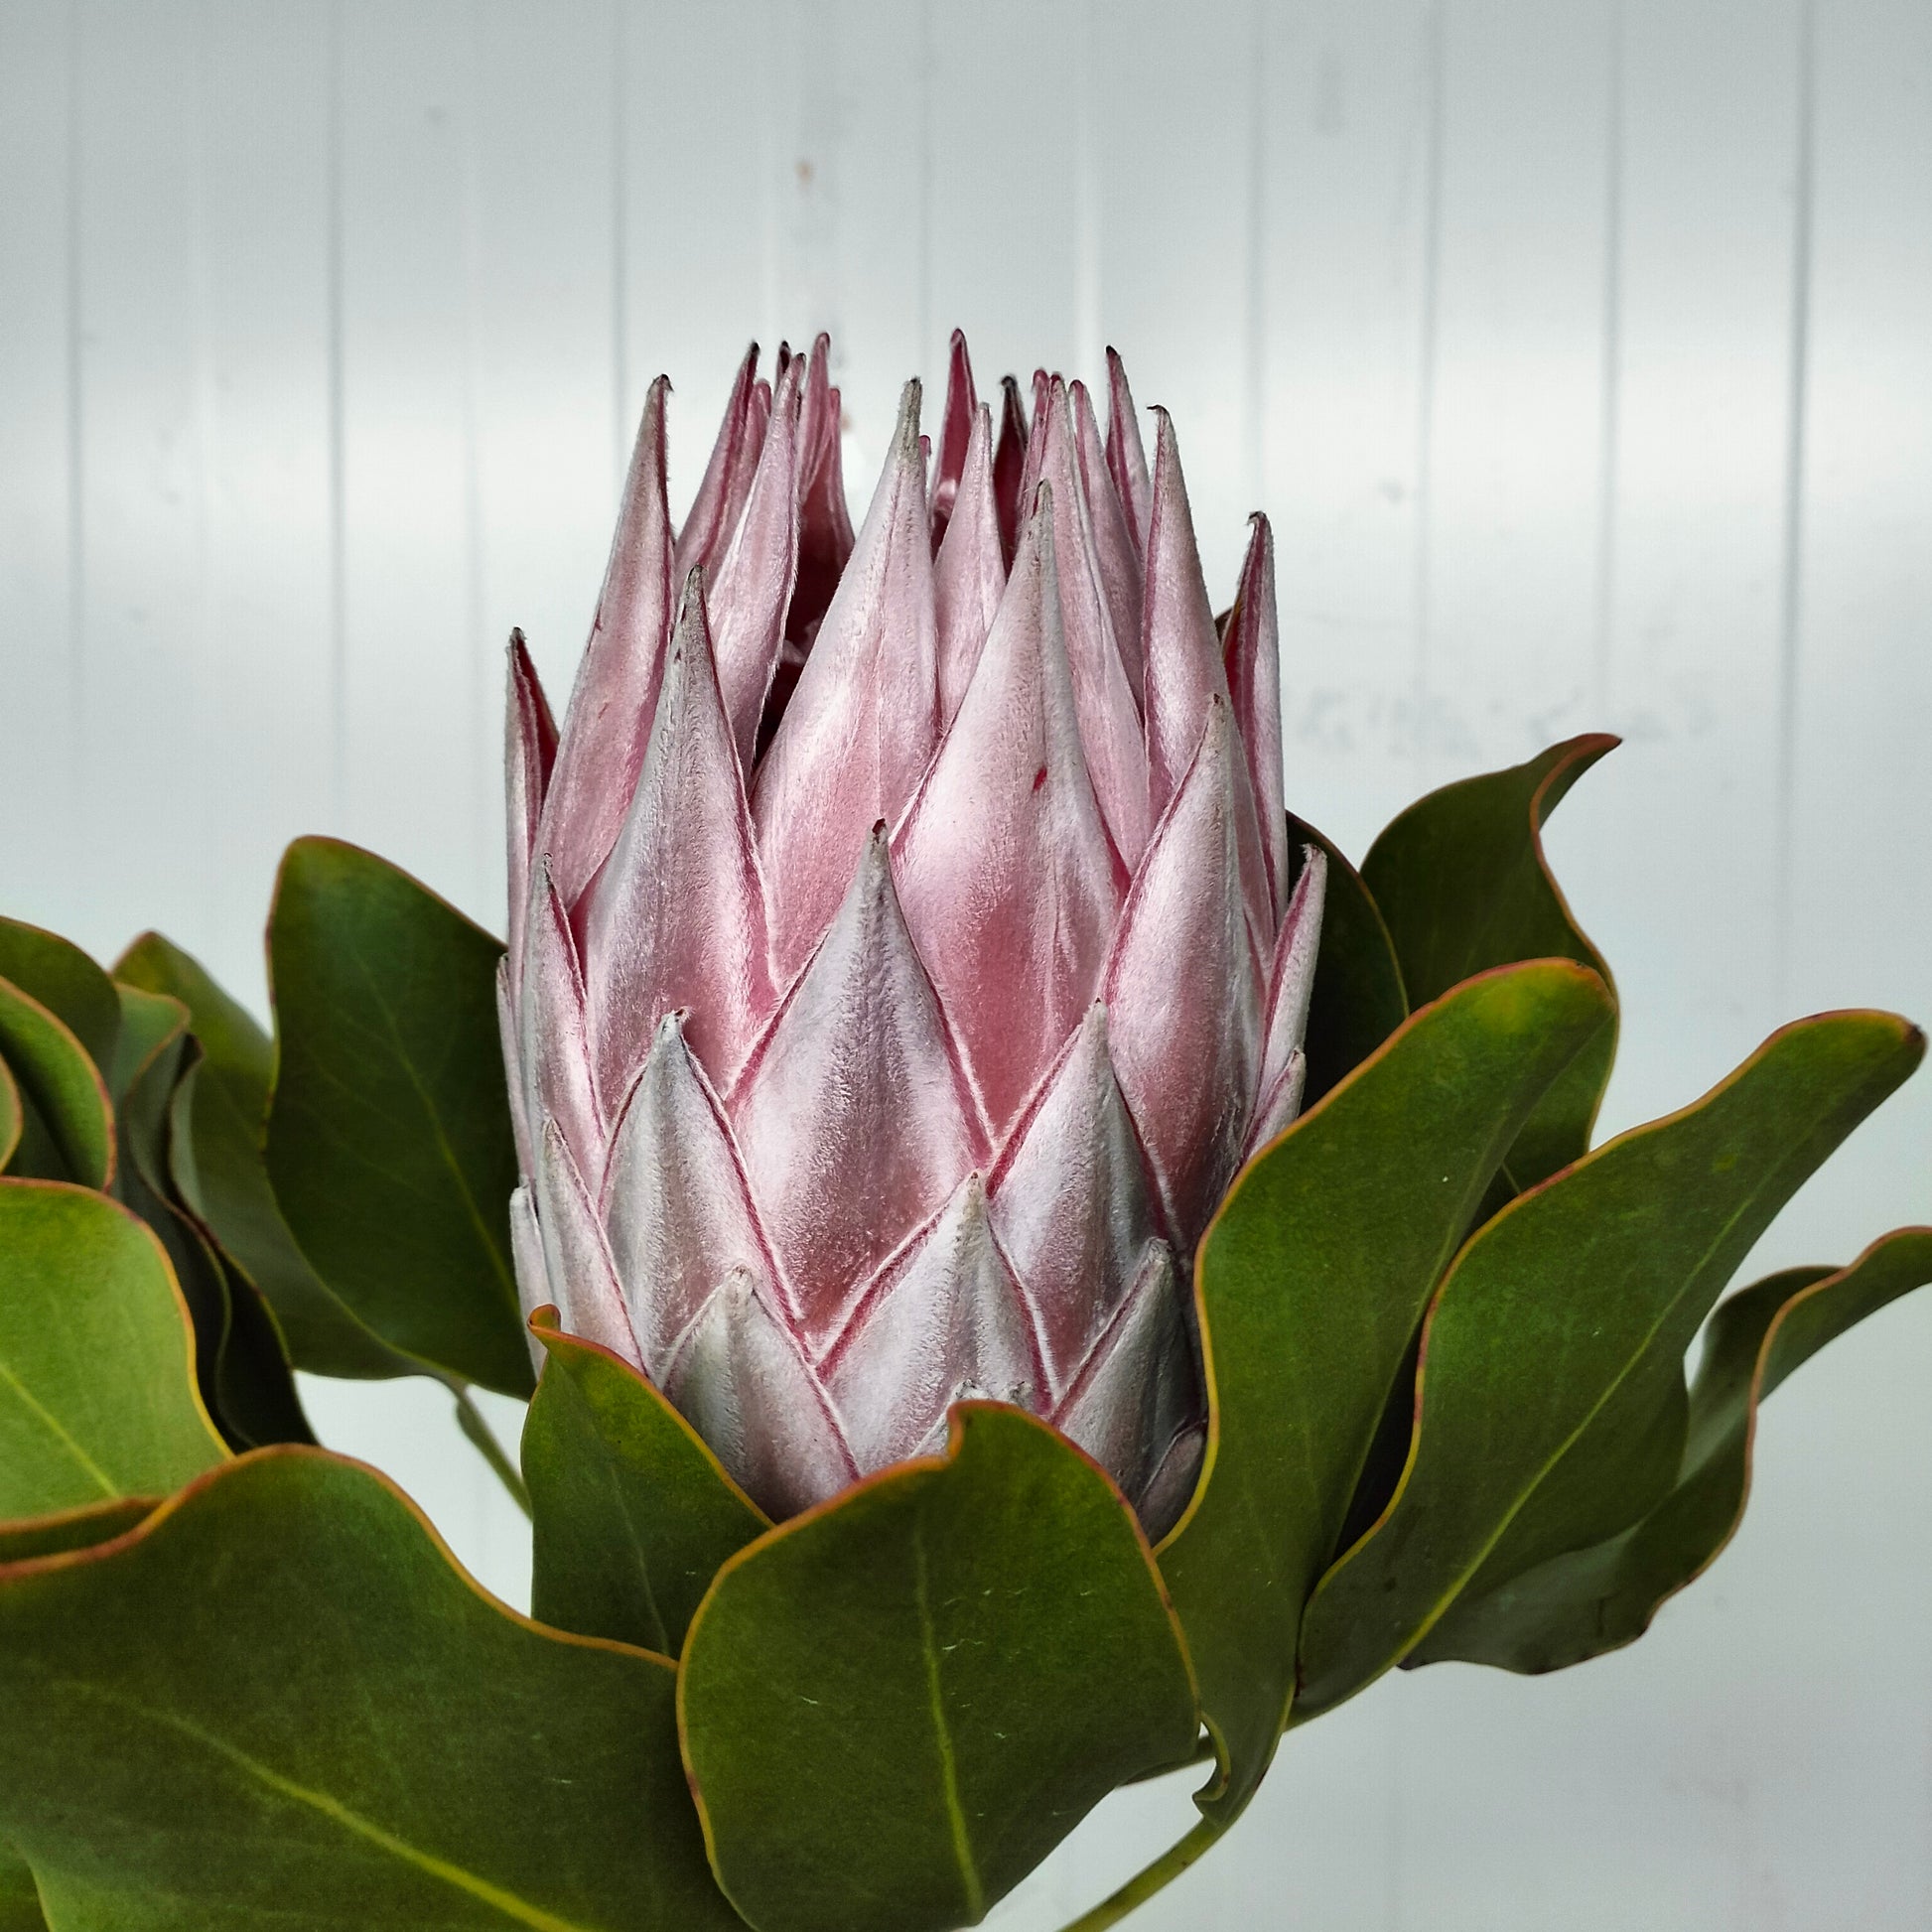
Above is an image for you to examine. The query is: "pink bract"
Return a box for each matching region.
[501,333,1322,1533]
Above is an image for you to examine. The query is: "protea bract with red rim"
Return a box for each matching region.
[498,332,1323,1527]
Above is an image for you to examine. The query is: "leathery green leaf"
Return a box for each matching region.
[1362,735,1618,1187]
[0,980,113,1189]
[0,1180,226,1519]
[0,1498,156,1565]
[1411,1225,1932,1674]
[1297,1010,1924,1719]
[108,993,312,1452]
[118,932,416,1382]
[0,918,119,1081]
[679,1405,1198,1932]
[1156,961,1613,1827]
[1286,812,1408,1105]
[0,1450,742,1932]
[265,839,530,1397]
[0,1848,45,1932]
[0,1060,18,1172]
[523,1308,765,1654]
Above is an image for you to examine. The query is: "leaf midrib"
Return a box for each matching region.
[0,1359,119,1502]
[60,1678,606,1932]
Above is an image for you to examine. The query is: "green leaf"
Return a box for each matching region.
[0,1059,18,1173]
[118,932,417,1382]
[1286,813,1408,1105]
[680,1405,1198,1932]
[1361,734,1618,1186]
[0,1449,743,1931]
[1410,1225,1932,1674]
[522,1308,765,1654]
[0,918,119,1081]
[0,1179,226,1519]
[1156,960,1614,1825]
[107,991,312,1453]
[0,979,113,1189]
[265,839,530,1397]
[1296,1010,1925,1719]
[0,1849,45,1932]
[0,1498,155,1564]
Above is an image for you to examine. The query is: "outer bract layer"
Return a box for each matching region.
[501,334,1321,1531]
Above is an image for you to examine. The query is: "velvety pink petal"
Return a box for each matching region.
[673,344,759,582]
[751,381,940,983]
[928,328,979,551]
[1223,512,1289,920]
[1103,701,1265,1247]
[799,344,861,644]
[931,402,1004,727]
[541,376,674,911]
[1260,847,1326,1100]
[823,1174,1041,1473]
[711,353,804,771]
[601,1012,779,1376]
[729,826,984,1351]
[661,1268,858,1518]
[1104,346,1152,561]
[991,373,1029,569]
[1244,1047,1308,1161]
[583,574,774,1101]
[520,860,608,1186]
[895,487,1123,1137]
[534,1115,642,1370]
[1016,368,1051,525]
[497,957,533,1180]
[1071,378,1145,711]
[987,1004,1158,1395]
[791,338,855,651]
[504,630,557,999]
[1033,378,1150,869]
[1051,1241,1198,1521]
[1141,408,1273,952]
[508,1180,551,1374]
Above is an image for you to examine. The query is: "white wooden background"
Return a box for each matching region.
[3,1,1930,1925]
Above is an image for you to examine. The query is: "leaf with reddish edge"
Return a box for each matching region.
[0,1060,18,1172]
[0,979,113,1188]
[1296,1009,1924,1722]
[1154,960,1612,1832]
[0,917,120,1081]
[522,1306,765,1655]
[1361,734,1618,1188]
[264,838,531,1399]
[0,1449,743,1932]
[1286,812,1408,1106]
[0,1179,226,1521]
[679,1404,1198,1932]
[118,930,417,1382]
[1408,1225,1932,1675]
[0,1497,155,1564]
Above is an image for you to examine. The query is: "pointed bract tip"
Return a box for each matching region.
[894,378,923,457]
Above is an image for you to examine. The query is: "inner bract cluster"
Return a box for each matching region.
[500,332,1323,1531]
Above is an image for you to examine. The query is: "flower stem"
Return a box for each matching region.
[450,1382,531,1519]
[1051,1817,1223,1932]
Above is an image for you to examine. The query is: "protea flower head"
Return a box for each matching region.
[500,332,1324,1534]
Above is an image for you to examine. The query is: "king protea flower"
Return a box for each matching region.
[500,332,1324,1534]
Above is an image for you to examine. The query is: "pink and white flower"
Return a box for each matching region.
[501,333,1322,1532]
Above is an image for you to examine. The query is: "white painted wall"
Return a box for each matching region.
[2,1,1928,1925]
